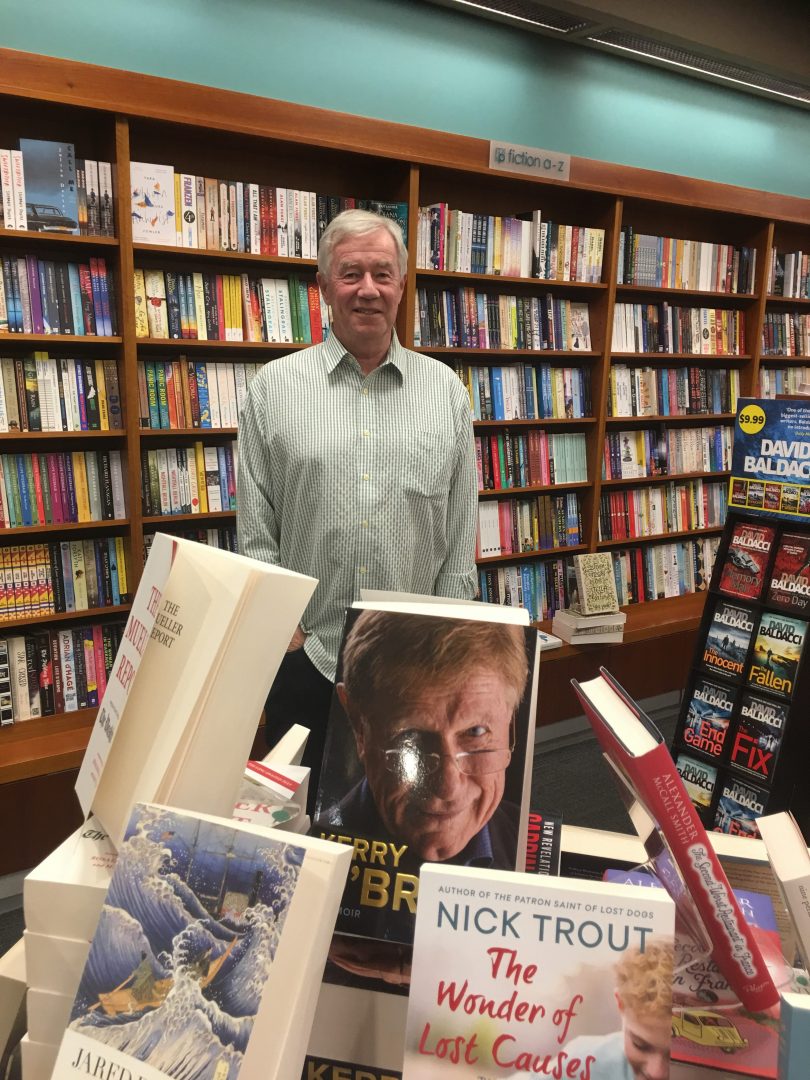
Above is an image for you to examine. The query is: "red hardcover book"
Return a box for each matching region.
[307,281,323,344]
[572,667,780,1012]
[719,521,775,602]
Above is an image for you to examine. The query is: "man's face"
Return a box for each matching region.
[317,228,405,355]
[342,671,516,862]
[621,1005,671,1080]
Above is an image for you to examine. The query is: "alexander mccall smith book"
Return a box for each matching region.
[572,668,780,1013]
[51,802,351,1080]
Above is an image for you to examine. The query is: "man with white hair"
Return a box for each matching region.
[237,209,478,803]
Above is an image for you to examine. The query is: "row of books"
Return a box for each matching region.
[457,361,592,421]
[138,359,263,431]
[0,619,125,723]
[0,354,121,433]
[0,139,113,236]
[611,301,747,355]
[140,441,237,517]
[761,311,810,356]
[0,449,125,529]
[597,477,728,542]
[608,363,740,418]
[133,267,329,345]
[674,520,810,837]
[476,430,587,491]
[767,246,810,299]
[475,491,583,558]
[414,288,592,351]
[759,365,810,399]
[730,475,810,518]
[416,204,605,282]
[602,424,733,480]
[478,555,572,621]
[130,161,406,253]
[611,534,721,604]
[142,524,237,560]
[0,536,130,621]
[0,254,117,336]
[617,227,757,293]
[0,449,126,529]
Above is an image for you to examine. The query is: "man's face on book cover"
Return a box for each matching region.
[342,670,514,861]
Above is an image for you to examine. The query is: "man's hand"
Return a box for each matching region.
[286,625,307,652]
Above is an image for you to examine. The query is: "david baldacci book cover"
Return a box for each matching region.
[719,521,775,602]
[767,532,810,617]
[680,675,737,760]
[402,864,675,1080]
[703,600,757,682]
[747,611,808,701]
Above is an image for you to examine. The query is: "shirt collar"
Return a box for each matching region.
[322,330,406,379]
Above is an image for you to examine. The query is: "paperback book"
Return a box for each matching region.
[402,863,675,1079]
[719,521,775,602]
[756,811,810,973]
[312,601,540,944]
[18,138,79,234]
[569,551,620,615]
[767,532,810,616]
[747,611,807,700]
[703,599,756,682]
[51,801,351,1080]
[681,674,737,760]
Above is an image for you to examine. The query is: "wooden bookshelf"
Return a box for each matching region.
[1,48,809,874]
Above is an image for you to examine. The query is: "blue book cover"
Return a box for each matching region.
[19,138,79,234]
[15,455,33,526]
[780,992,810,1080]
[107,537,121,606]
[730,398,810,526]
[195,362,211,427]
[60,541,75,611]
[523,365,535,419]
[490,367,505,421]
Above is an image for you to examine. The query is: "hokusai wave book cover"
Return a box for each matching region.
[52,802,351,1080]
[402,864,675,1080]
[312,602,540,944]
[729,399,810,523]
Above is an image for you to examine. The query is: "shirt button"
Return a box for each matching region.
[362,388,369,396]
[362,429,370,437]
[362,473,369,481]
[361,520,368,528]
[359,566,367,575]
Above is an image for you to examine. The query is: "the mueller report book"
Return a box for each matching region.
[52,802,351,1080]
[312,601,540,944]
[403,864,675,1079]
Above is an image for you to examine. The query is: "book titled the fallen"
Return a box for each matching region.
[747,611,808,701]
[75,532,317,846]
[52,801,351,1080]
[767,532,810,616]
[402,863,675,1079]
[312,600,540,944]
[756,811,810,974]
[572,667,780,1012]
[719,521,775,602]
[570,551,620,615]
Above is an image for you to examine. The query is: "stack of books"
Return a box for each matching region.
[553,552,626,644]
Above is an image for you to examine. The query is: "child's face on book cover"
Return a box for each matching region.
[355,670,514,861]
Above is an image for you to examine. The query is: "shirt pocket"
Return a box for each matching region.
[401,428,455,499]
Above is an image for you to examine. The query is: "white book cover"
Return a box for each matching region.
[305,981,408,1079]
[0,369,8,432]
[24,817,117,941]
[10,149,27,229]
[276,188,288,257]
[27,987,74,1048]
[24,931,90,998]
[203,445,223,511]
[216,362,231,428]
[21,1034,58,1080]
[51,801,351,1080]
[403,864,675,1079]
[74,532,317,847]
[0,938,26,1072]
[130,162,176,245]
[156,447,171,515]
[58,628,79,711]
[259,278,281,343]
[108,449,126,519]
[248,183,260,254]
[274,280,294,344]
[205,361,222,427]
[0,149,15,228]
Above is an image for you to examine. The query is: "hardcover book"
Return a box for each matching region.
[767,532,810,616]
[703,599,756,682]
[779,991,810,1080]
[51,801,351,1080]
[75,532,317,847]
[402,863,675,1079]
[312,601,540,945]
[719,521,775,602]
[572,667,780,1012]
[756,811,810,973]
[712,772,772,838]
[747,611,807,700]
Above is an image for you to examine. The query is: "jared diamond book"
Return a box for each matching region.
[52,802,351,1080]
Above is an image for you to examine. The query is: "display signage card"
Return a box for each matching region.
[729,399,810,525]
[488,140,571,181]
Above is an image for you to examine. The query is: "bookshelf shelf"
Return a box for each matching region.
[0,519,130,537]
[0,604,131,632]
[597,526,724,548]
[604,413,736,424]
[0,46,809,874]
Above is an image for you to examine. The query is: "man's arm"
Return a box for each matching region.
[235,387,281,567]
[435,392,478,599]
